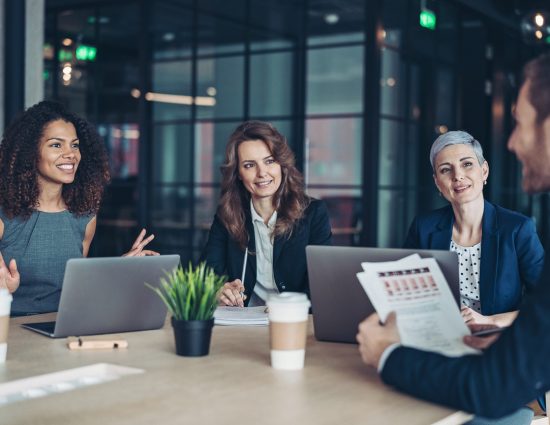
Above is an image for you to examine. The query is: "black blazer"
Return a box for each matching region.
[380,258,550,419]
[403,200,545,315]
[201,199,332,303]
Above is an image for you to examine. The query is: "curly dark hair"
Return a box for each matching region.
[0,100,110,219]
[218,121,310,250]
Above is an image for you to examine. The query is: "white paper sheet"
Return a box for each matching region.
[357,257,479,357]
[0,363,144,406]
[214,306,268,326]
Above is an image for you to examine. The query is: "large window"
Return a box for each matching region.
[44,0,539,260]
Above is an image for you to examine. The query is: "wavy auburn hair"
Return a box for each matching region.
[218,121,310,250]
[0,100,110,219]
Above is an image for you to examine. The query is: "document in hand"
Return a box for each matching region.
[214,306,268,326]
[357,255,479,357]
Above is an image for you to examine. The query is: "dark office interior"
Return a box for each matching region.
[11,0,549,263]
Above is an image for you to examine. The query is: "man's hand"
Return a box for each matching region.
[463,323,502,350]
[356,312,400,368]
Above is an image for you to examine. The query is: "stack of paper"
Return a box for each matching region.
[357,254,479,357]
[214,306,268,326]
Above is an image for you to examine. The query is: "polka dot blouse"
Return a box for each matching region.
[450,240,482,313]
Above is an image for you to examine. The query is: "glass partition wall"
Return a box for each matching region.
[44,0,545,262]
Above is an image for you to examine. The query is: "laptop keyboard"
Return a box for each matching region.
[22,321,56,334]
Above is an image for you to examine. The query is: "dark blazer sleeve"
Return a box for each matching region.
[272,199,333,296]
[380,261,550,418]
[200,214,229,277]
[308,199,333,246]
[515,217,545,293]
[403,216,420,249]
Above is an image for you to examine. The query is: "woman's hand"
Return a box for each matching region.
[461,306,495,326]
[123,229,159,257]
[0,252,20,293]
[219,279,246,307]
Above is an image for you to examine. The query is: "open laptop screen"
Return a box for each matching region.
[306,246,459,344]
[22,255,180,338]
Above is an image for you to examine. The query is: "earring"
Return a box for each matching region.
[483,180,487,186]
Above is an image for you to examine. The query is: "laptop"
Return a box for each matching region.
[21,255,180,338]
[306,246,460,344]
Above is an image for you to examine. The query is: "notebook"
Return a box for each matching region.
[21,255,180,338]
[214,306,268,326]
[306,246,460,344]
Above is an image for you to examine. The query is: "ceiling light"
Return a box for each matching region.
[521,10,550,44]
[162,32,175,42]
[436,125,448,134]
[144,92,216,106]
[324,14,339,25]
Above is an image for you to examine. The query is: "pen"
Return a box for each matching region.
[67,337,129,350]
[239,248,248,301]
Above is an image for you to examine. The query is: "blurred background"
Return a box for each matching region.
[1,0,550,263]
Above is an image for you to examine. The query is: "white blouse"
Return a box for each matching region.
[450,240,482,313]
[248,201,278,306]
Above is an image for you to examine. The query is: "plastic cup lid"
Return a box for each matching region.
[267,292,309,305]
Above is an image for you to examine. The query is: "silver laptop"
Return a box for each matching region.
[306,246,460,344]
[21,255,180,338]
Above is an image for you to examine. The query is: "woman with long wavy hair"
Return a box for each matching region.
[0,100,157,315]
[202,121,332,307]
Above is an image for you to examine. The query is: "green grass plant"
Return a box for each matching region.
[147,262,226,321]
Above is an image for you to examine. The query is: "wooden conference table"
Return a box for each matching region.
[1,314,471,425]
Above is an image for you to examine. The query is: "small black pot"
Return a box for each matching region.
[171,317,215,357]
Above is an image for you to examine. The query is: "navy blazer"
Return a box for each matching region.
[381,257,550,418]
[201,199,332,304]
[403,200,545,315]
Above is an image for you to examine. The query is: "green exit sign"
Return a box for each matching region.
[76,45,97,61]
[420,9,436,30]
[58,49,73,62]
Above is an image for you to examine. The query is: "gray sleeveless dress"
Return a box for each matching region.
[0,208,93,315]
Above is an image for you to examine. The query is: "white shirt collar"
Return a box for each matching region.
[250,199,277,227]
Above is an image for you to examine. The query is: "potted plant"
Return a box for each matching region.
[147,262,226,357]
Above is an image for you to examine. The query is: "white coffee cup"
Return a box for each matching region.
[267,292,310,370]
[0,288,12,363]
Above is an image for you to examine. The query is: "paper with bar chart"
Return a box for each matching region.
[357,256,479,357]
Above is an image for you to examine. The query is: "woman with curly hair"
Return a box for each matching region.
[202,121,332,307]
[0,100,156,316]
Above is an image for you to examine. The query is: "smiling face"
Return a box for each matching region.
[37,119,81,187]
[433,143,488,207]
[237,139,282,202]
[507,80,550,193]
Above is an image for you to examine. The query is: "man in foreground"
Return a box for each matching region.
[357,52,550,421]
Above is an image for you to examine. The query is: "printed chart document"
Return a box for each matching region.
[214,306,268,326]
[357,256,479,357]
